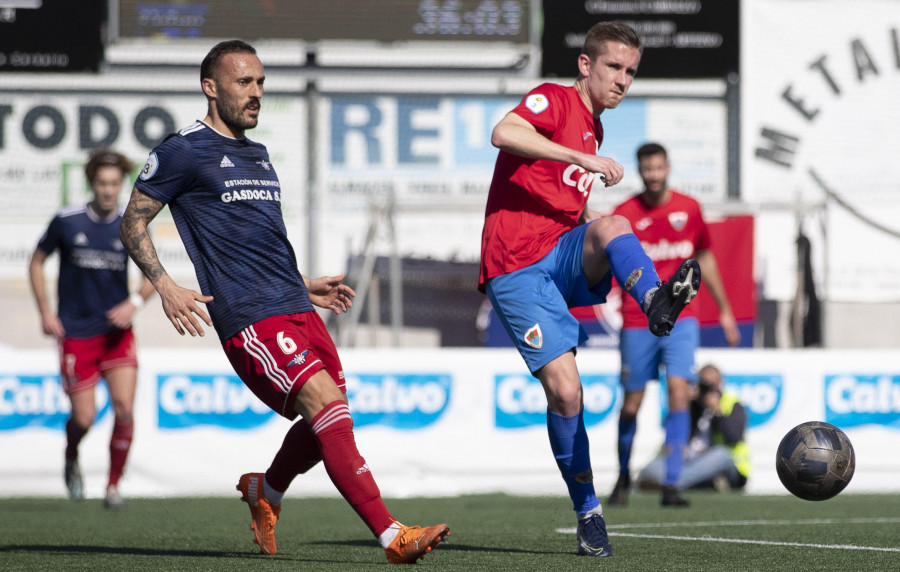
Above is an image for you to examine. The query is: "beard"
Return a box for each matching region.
[218,92,259,132]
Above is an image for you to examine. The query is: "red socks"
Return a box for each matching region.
[265,419,322,492]
[108,421,134,486]
[311,400,394,536]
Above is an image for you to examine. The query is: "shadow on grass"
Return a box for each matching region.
[309,538,561,555]
[0,545,253,559]
[0,544,416,566]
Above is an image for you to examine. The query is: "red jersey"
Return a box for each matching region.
[479,83,603,291]
[612,191,711,328]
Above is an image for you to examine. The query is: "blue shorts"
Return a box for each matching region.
[485,222,612,374]
[619,317,699,391]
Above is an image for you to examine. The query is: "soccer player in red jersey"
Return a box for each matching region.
[29,149,154,509]
[479,22,701,557]
[607,142,740,508]
[118,40,448,564]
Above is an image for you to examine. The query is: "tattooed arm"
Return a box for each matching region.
[119,187,214,336]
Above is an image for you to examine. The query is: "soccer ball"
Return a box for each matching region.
[775,421,855,501]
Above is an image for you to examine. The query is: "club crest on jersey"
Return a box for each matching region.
[623,268,643,291]
[139,152,159,180]
[525,94,549,114]
[523,323,543,349]
[287,350,309,367]
[668,211,688,231]
[256,160,271,170]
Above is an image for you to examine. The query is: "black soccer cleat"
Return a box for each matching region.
[646,258,701,337]
[576,513,613,557]
[607,474,631,507]
[661,485,690,507]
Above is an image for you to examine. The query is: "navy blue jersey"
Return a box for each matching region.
[37,205,130,338]
[136,121,313,340]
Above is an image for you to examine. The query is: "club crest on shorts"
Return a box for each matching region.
[524,323,543,349]
[623,268,643,291]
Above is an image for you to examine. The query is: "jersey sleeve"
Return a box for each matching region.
[36,215,62,255]
[135,134,196,204]
[509,83,564,137]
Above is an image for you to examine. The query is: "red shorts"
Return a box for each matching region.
[60,329,138,394]
[222,312,345,420]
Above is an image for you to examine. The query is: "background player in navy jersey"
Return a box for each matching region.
[29,149,154,510]
[118,40,448,564]
[479,22,700,558]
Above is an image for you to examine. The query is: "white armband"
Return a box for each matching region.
[129,293,144,310]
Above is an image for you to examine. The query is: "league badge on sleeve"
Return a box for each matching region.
[139,152,159,181]
[525,94,549,114]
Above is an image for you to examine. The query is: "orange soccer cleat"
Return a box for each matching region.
[236,472,281,555]
[384,522,450,564]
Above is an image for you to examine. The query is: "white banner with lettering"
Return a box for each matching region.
[1,347,898,499]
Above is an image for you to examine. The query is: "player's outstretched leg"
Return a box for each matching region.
[384,522,451,564]
[646,258,701,337]
[236,473,281,554]
[308,400,449,564]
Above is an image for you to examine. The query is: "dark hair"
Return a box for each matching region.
[582,21,643,60]
[84,149,134,184]
[200,39,257,82]
[697,364,723,393]
[637,142,667,162]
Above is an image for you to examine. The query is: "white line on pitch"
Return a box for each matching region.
[607,532,900,553]
[557,516,900,534]
[611,517,900,529]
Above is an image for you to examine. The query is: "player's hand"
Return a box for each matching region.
[156,276,214,337]
[105,299,137,330]
[307,274,355,314]
[720,310,741,347]
[40,311,65,339]
[580,154,624,187]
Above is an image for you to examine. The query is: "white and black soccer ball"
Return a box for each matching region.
[775,421,855,501]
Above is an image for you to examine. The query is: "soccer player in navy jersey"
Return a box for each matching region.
[118,40,448,564]
[29,149,154,510]
[479,22,701,556]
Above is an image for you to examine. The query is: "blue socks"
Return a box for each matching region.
[605,234,660,309]
[664,409,690,486]
[616,413,637,476]
[547,409,599,514]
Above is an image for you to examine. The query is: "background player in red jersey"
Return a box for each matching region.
[607,142,739,508]
[29,149,154,509]
[479,23,700,557]
[118,40,448,564]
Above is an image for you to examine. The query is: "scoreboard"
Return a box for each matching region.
[541,0,739,78]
